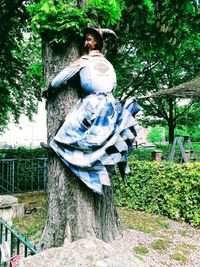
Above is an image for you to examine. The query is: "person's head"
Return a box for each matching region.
[83,24,116,53]
[84,29,103,53]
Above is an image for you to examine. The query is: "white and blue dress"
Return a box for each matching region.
[50,50,139,195]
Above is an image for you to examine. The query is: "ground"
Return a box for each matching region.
[13,200,200,267]
[113,208,200,267]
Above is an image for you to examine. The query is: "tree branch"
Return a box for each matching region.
[122,61,161,99]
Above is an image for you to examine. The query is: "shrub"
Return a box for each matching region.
[0,147,47,159]
[129,148,156,161]
[147,126,164,143]
[114,160,200,227]
[189,131,200,142]
[0,147,47,193]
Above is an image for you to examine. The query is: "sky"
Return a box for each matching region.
[0,101,47,148]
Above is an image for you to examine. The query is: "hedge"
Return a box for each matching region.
[114,160,200,227]
[0,147,47,159]
[0,147,47,193]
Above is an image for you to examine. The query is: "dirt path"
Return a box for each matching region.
[112,208,200,267]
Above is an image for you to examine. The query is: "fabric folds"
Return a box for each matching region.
[50,94,139,195]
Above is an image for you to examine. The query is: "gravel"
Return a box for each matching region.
[112,217,200,267]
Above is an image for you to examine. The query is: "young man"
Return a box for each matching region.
[43,24,140,195]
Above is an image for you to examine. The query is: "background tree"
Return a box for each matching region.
[0,0,43,133]
[1,0,199,143]
[176,102,200,142]
[112,0,200,143]
[28,0,123,249]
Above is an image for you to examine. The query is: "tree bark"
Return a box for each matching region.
[39,40,120,249]
[168,98,175,144]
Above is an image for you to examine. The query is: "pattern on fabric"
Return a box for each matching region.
[50,94,139,195]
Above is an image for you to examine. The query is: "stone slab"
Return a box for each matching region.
[17,238,146,267]
[0,195,18,209]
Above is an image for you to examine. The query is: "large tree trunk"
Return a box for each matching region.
[168,98,176,144]
[39,40,119,249]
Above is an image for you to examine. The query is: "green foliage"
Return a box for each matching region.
[13,207,46,239]
[0,1,43,132]
[114,160,200,226]
[147,126,163,143]
[157,142,200,162]
[174,127,190,137]
[190,131,200,142]
[0,148,47,193]
[129,142,200,162]
[129,148,156,161]
[170,253,188,263]
[118,208,170,234]
[28,0,122,43]
[134,246,149,255]
[0,147,47,159]
[151,238,170,251]
[177,103,200,142]
[113,0,200,142]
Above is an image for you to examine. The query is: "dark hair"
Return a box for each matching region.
[85,29,103,51]
[91,33,103,51]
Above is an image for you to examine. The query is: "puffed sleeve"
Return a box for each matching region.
[51,58,82,88]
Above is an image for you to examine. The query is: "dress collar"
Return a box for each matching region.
[88,50,103,57]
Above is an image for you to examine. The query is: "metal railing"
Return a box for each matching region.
[0,218,39,266]
[0,158,47,195]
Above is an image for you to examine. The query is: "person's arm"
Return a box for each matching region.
[51,60,81,88]
[43,58,82,99]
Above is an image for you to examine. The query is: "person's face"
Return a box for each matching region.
[84,34,97,52]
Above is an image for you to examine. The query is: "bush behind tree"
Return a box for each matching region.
[0,147,47,192]
[114,160,200,227]
[0,147,47,159]
[1,148,199,226]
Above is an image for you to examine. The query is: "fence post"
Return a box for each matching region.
[0,218,39,265]
[152,150,162,162]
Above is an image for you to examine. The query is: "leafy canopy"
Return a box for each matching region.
[1,0,199,142]
[0,0,123,133]
[112,0,200,142]
[28,0,123,42]
[0,0,43,133]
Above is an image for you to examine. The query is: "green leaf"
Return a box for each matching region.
[40,3,50,13]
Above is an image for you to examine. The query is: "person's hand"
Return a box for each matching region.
[42,83,58,99]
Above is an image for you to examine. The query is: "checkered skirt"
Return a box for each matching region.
[50,94,139,195]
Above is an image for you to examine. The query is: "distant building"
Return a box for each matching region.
[0,101,47,148]
[134,126,156,148]
[136,127,150,145]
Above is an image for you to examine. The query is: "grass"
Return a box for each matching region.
[170,253,188,264]
[13,192,47,241]
[134,246,149,255]
[11,194,199,266]
[118,207,171,234]
[175,242,197,254]
[13,206,172,243]
[150,238,170,251]
[179,229,191,237]
[12,207,46,241]
[116,207,199,264]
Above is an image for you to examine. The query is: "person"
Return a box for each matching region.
[42,24,140,195]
